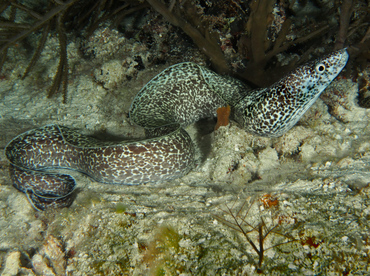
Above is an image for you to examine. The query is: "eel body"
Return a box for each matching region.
[5,49,349,210]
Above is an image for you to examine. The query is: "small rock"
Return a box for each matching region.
[258,147,279,173]
[31,235,66,276]
[39,235,66,275]
[1,251,21,276]
[31,254,55,276]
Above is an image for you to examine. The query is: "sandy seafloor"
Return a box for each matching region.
[0,31,370,275]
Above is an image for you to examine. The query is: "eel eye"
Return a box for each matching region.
[315,63,326,74]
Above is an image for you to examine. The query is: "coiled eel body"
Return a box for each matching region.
[5,49,349,210]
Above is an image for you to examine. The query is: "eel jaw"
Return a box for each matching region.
[234,48,349,138]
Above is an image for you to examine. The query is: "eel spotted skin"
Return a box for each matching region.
[5,49,349,210]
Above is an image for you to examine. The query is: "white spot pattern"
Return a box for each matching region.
[5,49,349,210]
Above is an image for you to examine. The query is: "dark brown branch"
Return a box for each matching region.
[249,0,275,64]
[0,0,77,53]
[272,19,292,53]
[238,25,330,87]
[214,195,301,272]
[258,223,264,269]
[22,24,51,79]
[335,0,353,50]
[78,0,111,33]
[0,22,31,29]
[48,12,68,102]
[228,205,260,256]
[265,25,330,61]
[360,27,370,44]
[146,0,230,74]
[0,2,10,15]
[8,2,43,20]
[0,48,7,71]
[110,5,149,30]
[75,0,105,26]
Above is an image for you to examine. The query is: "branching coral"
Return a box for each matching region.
[237,0,330,86]
[146,0,369,87]
[0,0,77,102]
[1,0,368,101]
[214,195,298,272]
[145,0,327,86]
[146,0,230,74]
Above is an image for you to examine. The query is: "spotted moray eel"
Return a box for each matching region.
[5,49,349,210]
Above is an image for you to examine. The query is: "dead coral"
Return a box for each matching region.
[0,0,148,102]
[0,0,77,102]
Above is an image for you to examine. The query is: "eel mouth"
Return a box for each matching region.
[339,49,349,66]
[332,48,349,69]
